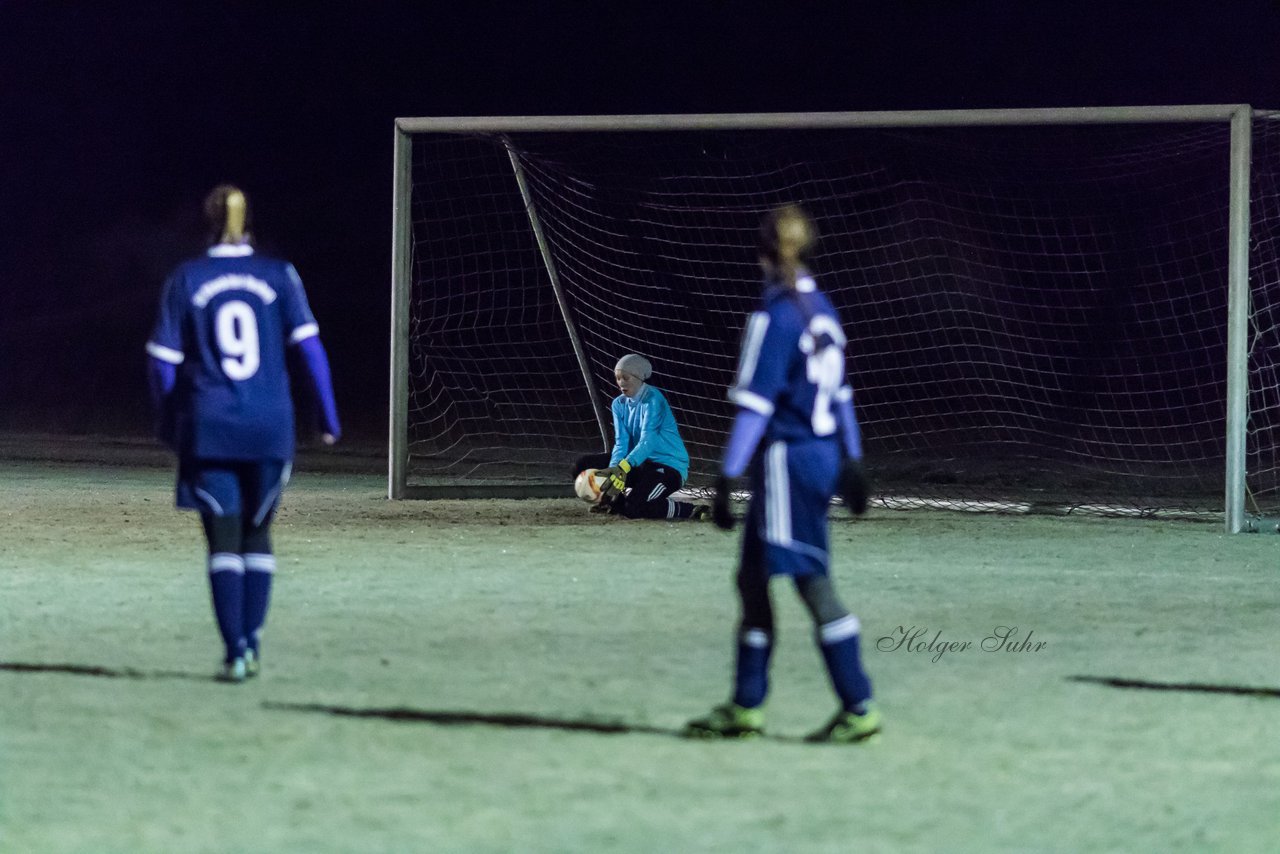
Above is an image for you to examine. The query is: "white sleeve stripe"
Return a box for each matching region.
[835,385,853,402]
[728,388,775,415]
[145,341,184,364]
[735,312,770,388]
[289,323,320,344]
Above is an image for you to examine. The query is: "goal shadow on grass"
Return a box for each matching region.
[0,661,220,682]
[1068,675,1280,699]
[263,700,671,736]
[263,700,814,743]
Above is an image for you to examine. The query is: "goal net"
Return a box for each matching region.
[391,107,1280,529]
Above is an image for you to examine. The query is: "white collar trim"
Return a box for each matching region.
[208,244,254,257]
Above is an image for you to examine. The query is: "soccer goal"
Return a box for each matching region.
[390,105,1280,532]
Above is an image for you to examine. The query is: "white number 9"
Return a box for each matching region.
[215,300,261,380]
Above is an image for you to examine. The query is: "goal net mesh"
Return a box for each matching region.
[403,118,1280,516]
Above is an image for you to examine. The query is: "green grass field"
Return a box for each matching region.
[2,457,1278,853]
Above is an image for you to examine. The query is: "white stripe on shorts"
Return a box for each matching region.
[193,486,225,516]
[252,462,292,526]
[765,441,792,546]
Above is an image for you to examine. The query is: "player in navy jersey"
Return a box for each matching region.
[572,354,707,521]
[145,185,341,682]
[685,204,879,743]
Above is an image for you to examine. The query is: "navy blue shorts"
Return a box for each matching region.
[176,458,291,524]
[741,438,840,578]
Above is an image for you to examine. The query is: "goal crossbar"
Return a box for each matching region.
[396,105,1250,134]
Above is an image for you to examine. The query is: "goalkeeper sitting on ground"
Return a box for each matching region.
[573,354,707,521]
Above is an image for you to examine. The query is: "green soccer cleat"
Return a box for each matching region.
[690,504,712,522]
[218,657,247,684]
[805,703,882,744]
[243,648,260,678]
[684,702,765,739]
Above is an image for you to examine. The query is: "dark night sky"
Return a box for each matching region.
[3,2,1280,443]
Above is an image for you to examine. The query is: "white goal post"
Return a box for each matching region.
[391,105,1279,533]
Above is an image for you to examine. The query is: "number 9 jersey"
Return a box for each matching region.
[729,274,853,446]
[146,243,319,461]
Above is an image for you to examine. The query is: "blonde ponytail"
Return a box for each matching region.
[204,184,254,246]
[759,204,817,288]
[222,189,247,243]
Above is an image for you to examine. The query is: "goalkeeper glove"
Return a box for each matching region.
[838,457,870,516]
[712,474,736,531]
[598,459,631,499]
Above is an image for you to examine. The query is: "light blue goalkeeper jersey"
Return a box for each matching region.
[608,385,691,480]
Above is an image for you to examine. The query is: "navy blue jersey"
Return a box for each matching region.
[729,274,853,446]
[146,244,318,461]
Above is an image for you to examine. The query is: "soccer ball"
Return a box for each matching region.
[574,469,606,503]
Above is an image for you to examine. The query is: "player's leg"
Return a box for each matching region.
[795,574,872,706]
[197,502,248,682]
[179,458,247,679]
[612,463,693,519]
[239,461,290,677]
[662,469,708,520]
[685,496,772,739]
[652,467,705,520]
[731,535,775,710]
[793,574,879,742]
[779,441,878,741]
[241,519,274,677]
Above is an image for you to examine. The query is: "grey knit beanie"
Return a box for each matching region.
[615,354,653,381]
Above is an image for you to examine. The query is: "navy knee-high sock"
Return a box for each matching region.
[208,553,247,663]
[242,553,275,655]
[817,614,873,712]
[732,627,773,708]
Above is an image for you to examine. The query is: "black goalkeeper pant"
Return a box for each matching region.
[573,452,684,520]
